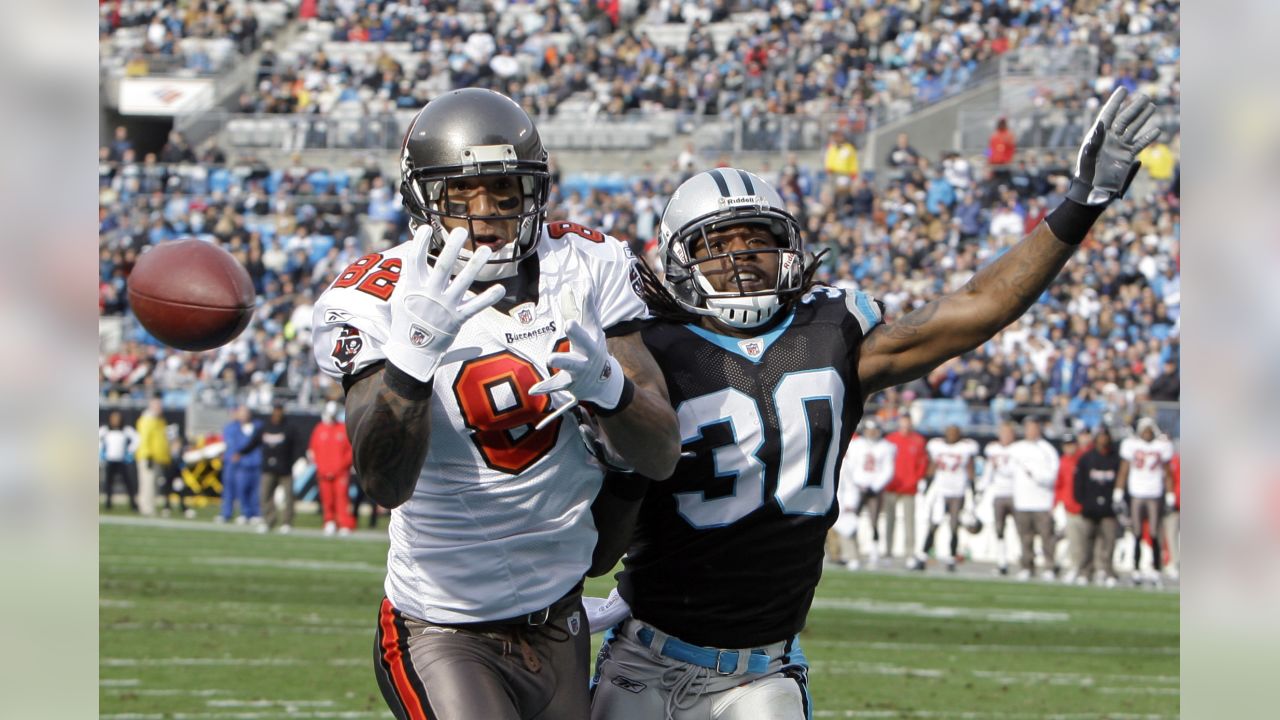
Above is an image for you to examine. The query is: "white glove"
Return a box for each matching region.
[382,226,506,382]
[583,588,632,634]
[1165,492,1177,510]
[1112,488,1125,505]
[529,287,626,411]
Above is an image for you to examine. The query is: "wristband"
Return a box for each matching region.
[384,362,436,402]
[587,377,636,418]
[1045,196,1106,246]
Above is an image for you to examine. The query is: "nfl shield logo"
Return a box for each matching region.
[512,303,535,325]
[409,324,433,348]
[741,339,763,358]
[567,611,581,636]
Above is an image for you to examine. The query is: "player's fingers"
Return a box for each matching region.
[404,224,433,285]
[547,351,590,372]
[457,284,505,319]
[447,244,494,300]
[564,319,596,351]
[1118,100,1155,141]
[1112,92,1149,135]
[1131,123,1162,151]
[428,227,470,294]
[1097,86,1128,127]
[559,286,582,323]
[529,373,573,396]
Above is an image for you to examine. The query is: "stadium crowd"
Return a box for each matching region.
[232,0,1179,134]
[99,0,285,75]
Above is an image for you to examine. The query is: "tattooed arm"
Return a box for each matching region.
[858,223,1077,396]
[343,365,432,509]
[597,332,681,481]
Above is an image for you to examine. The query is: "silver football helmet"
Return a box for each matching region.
[657,169,806,329]
[399,88,551,280]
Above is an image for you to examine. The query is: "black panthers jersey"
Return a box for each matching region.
[618,287,882,648]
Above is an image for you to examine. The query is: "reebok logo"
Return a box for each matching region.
[611,676,647,693]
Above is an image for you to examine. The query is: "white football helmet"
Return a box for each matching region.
[657,169,807,329]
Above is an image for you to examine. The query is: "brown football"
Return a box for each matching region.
[126,238,256,351]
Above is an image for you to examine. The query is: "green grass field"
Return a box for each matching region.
[100,516,1179,719]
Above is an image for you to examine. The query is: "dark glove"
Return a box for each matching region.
[1066,87,1161,207]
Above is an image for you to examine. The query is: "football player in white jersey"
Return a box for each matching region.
[836,419,897,568]
[980,421,1019,575]
[587,89,1159,720]
[1116,417,1174,584]
[912,425,979,571]
[310,89,680,720]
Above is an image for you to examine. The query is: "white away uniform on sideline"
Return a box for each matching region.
[312,225,643,624]
[1119,436,1173,499]
[1008,439,1060,512]
[980,441,1018,498]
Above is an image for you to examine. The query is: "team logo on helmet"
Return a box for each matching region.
[330,326,363,373]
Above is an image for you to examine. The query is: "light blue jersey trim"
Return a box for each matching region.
[683,312,796,364]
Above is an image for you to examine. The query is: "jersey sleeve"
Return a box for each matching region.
[842,288,884,336]
[311,275,394,382]
[568,227,647,336]
[1158,439,1174,462]
[925,438,942,460]
[1119,438,1135,462]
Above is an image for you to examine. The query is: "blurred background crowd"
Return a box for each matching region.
[99,0,1180,442]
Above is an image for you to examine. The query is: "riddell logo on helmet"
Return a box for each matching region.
[719,195,763,207]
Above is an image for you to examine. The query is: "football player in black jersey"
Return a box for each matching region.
[588,87,1160,720]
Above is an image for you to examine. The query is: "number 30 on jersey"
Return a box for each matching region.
[674,369,845,528]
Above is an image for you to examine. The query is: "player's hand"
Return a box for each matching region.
[1164,492,1177,512]
[529,287,626,412]
[1067,87,1162,206]
[383,226,506,382]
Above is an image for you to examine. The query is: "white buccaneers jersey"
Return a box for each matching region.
[927,438,978,497]
[311,222,644,624]
[841,437,897,492]
[981,441,1018,497]
[1120,436,1173,498]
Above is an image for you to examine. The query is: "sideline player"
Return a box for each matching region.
[912,425,979,572]
[590,85,1161,720]
[311,89,680,720]
[836,419,896,568]
[979,421,1019,574]
[1115,417,1174,585]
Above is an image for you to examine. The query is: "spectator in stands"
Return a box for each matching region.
[99,411,139,512]
[1009,418,1059,581]
[823,130,859,184]
[884,412,927,563]
[885,132,921,179]
[134,398,170,517]
[986,117,1017,187]
[1149,358,1179,401]
[219,404,263,526]
[1073,427,1122,587]
[308,401,354,536]
[257,403,298,534]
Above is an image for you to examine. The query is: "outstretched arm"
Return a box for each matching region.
[859,88,1160,397]
[859,224,1075,396]
[344,366,433,509]
[597,332,681,480]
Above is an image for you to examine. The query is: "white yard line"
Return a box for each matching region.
[102,657,366,667]
[809,597,1069,623]
[99,514,388,543]
[807,638,1177,656]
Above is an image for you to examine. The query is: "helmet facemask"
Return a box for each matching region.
[402,144,550,281]
[662,210,806,330]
